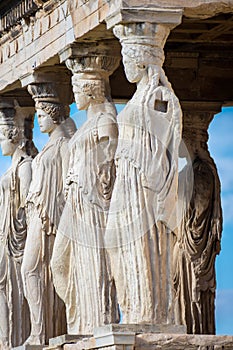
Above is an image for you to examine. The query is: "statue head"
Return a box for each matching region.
[114,23,170,84]
[71,75,106,110]
[35,101,69,122]
[0,100,37,157]
[66,54,120,106]
[28,82,70,132]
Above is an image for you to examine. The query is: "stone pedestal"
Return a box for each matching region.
[94,325,135,350]
[46,324,186,350]
[45,325,233,350]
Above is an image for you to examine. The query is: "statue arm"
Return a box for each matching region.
[96,115,118,200]
[18,160,32,207]
[97,115,118,160]
[98,115,118,141]
[60,140,70,189]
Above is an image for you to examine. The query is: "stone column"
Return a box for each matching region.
[19,66,76,347]
[174,101,223,335]
[0,91,37,349]
[49,43,121,338]
[102,6,186,331]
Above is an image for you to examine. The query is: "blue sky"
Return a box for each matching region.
[208,107,233,335]
[0,103,232,335]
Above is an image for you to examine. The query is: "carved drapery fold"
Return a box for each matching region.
[104,21,183,326]
[51,48,120,334]
[0,95,37,348]
[20,66,76,345]
[174,102,222,334]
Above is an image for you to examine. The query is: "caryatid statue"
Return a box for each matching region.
[0,98,37,349]
[105,23,182,325]
[21,77,76,345]
[51,54,120,335]
[173,108,222,334]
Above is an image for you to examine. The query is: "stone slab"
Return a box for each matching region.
[94,332,135,348]
[94,324,186,336]
[61,332,233,350]
[49,334,90,347]
[13,345,47,350]
[64,337,96,350]
[136,333,233,350]
[93,324,187,349]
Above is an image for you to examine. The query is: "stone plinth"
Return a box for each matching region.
[45,324,186,350]
[61,333,233,350]
[47,326,233,350]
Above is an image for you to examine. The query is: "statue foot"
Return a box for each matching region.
[24,334,44,346]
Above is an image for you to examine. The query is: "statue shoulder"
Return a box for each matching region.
[97,113,118,140]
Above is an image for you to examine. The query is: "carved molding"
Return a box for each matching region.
[0,0,68,74]
[0,0,43,34]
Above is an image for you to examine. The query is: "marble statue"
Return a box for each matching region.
[21,88,76,345]
[51,55,120,335]
[0,100,37,349]
[173,111,222,334]
[105,23,182,324]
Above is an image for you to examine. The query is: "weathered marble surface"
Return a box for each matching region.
[0,0,229,345]
[0,100,36,349]
[56,330,233,350]
[105,22,182,325]
[173,108,222,334]
[136,333,233,350]
[21,79,76,346]
[51,53,120,335]
[0,0,233,92]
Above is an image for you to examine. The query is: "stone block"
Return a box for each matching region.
[12,345,47,350]
[64,337,96,350]
[49,334,91,347]
[136,333,233,350]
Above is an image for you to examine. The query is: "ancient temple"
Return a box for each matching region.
[0,0,233,349]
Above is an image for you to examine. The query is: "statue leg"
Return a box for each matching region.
[0,248,9,349]
[21,211,44,345]
[51,230,75,333]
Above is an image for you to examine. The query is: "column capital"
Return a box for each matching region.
[61,42,120,103]
[59,41,121,63]
[59,42,121,80]
[180,101,222,152]
[113,22,171,68]
[106,5,183,30]
[0,90,36,156]
[20,66,73,106]
[0,89,35,131]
